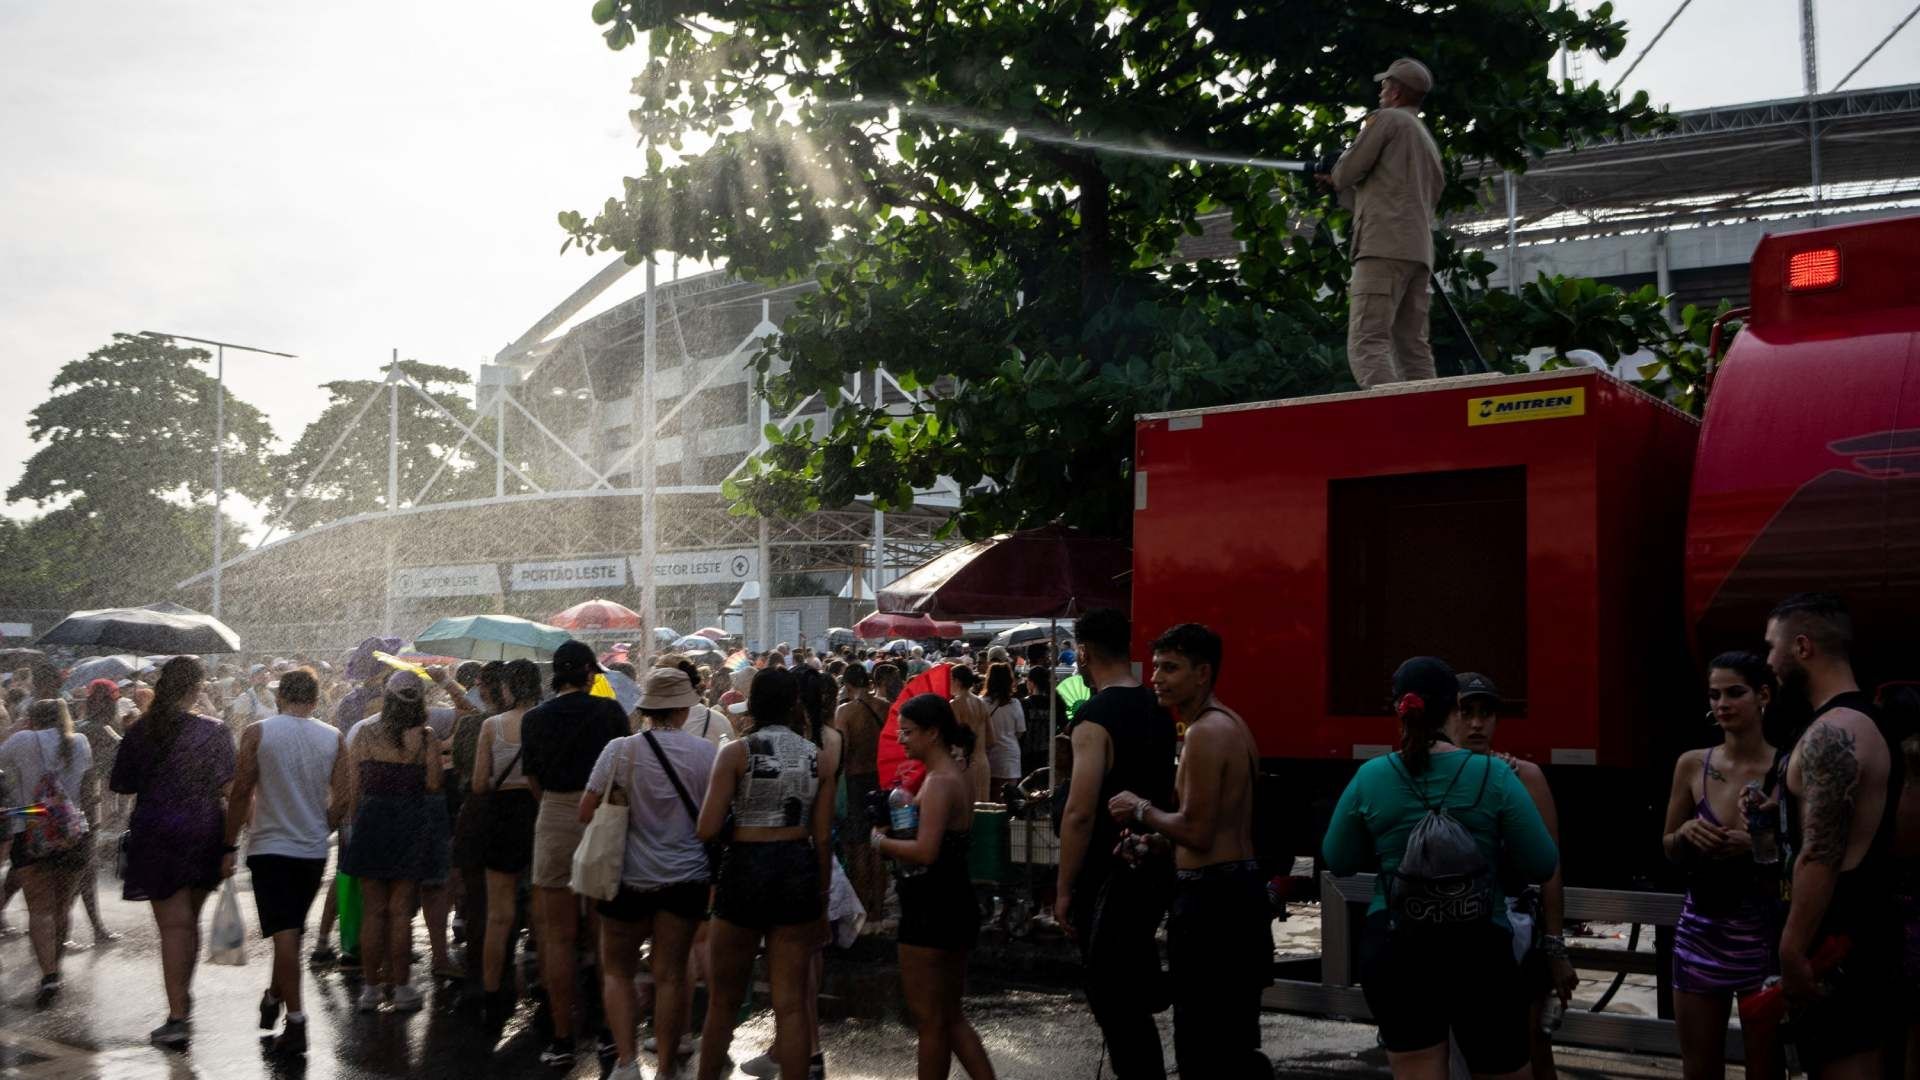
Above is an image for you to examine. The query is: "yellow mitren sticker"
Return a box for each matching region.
[1468,387,1587,427]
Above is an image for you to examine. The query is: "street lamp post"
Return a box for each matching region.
[139,331,296,620]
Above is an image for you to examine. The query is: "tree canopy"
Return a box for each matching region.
[3,333,271,608]
[567,0,1667,537]
[9,332,275,509]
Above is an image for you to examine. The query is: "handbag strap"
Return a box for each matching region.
[644,730,700,824]
[484,715,525,791]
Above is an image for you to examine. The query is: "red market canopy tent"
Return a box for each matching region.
[549,598,645,632]
[852,612,967,640]
[877,525,1130,621]
[853,611,939,640]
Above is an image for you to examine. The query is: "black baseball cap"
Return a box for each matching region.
[1457,672,1500,704]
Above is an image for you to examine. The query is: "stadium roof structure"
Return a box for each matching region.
[1451,82,1920,245]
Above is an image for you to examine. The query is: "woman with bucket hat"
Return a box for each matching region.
[580,666,719,1080]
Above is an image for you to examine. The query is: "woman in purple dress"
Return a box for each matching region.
[1659,652,1786,1080]
[109,655,236,1050]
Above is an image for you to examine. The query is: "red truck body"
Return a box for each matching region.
[1129,213,1920,882]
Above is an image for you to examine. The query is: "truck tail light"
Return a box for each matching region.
[1787,247,1842,291]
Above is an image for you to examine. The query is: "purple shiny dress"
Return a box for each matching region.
[1672,748,1779,996]
[109,713,235,902]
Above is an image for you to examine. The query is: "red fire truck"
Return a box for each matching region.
[1130,213,1920,884]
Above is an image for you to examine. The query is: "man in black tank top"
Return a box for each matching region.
[1053,610,1176,1078]
[1770,593,1903,1078]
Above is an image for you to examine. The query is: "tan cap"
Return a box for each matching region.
[1374,57,1434,95]
[638,667,700,711]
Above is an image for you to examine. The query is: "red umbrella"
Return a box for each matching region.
[694,627,728,641]
[549,598,644,632]
[853,610,939,639]
[932,621,966,638]
[877,524,1130,620]
[875,663,951,791]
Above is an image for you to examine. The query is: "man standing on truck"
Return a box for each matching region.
[1053,608,1176,1079]
[1107,623,1272,1079]
[1316,57,1444,390]
[1769,592,1903,1078]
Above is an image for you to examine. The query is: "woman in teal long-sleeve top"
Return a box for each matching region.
[1322,657,1558,1080]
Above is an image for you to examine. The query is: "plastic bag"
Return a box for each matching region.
[826,856,865,948]
[207,877,248,966]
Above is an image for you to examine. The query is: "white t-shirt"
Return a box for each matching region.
[231,687,275,724]
[0,729,92,836]
[683,704,732,748]
[986,699,1026,778]
[586,729,717,890]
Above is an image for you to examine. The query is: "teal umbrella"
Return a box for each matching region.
[412,615,571,662]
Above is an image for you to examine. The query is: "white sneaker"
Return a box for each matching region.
[643,1032,695,1054]
[739,1051,779,1078]
[608,1060,644,1080]
[356,985,388,1013]
[388,984,424,1012]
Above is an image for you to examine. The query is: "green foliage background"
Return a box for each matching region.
[567,0,1702,538]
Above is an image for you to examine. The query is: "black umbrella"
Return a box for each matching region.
[38,605,241,654]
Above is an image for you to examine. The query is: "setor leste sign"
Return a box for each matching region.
[634,548,758,587]
[391,563,502,598]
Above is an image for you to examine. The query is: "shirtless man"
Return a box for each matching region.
[947,665,993,803]
[1771,592,1901,1078]
[833,664,890,917]
[1108,623,1271,1079]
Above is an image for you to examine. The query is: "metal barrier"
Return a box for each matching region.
[1264,873,1742,1059]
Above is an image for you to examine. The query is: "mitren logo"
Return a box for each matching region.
[1468,387,1587,427]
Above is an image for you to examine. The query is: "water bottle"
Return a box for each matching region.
[887,786,927,878]
[1745,779,1780,864]
[887,786,918,836]
[1539,994,1566,1034]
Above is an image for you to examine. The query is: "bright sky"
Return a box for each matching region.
[2,0,1916,538]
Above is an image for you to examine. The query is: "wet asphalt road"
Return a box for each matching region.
[0,866,1687,1079]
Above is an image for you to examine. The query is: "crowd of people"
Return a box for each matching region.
[0,589,1909,1080]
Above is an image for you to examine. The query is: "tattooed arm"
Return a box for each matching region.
[1781,720,1859,998]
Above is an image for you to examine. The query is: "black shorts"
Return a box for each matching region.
[479,788,539,875]
[1359,911,1531,1074]
[598,881,709,924]
[841,773,880,840]
[713,841,820,931]
[248,854,327,938]
[1792,930,1903,1074]
[897,870,980,951]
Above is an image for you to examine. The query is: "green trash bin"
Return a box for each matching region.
[336,873,362,955]
[968,803,1012,884]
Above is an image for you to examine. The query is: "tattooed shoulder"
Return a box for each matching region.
[1799,721,1861,867]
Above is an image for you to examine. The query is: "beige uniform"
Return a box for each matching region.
[1330,106,1444,388]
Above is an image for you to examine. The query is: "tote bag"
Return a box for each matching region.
[569,746,630,901]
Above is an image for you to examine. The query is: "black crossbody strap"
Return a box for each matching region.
[645,731,700,824]
[493,746,524,791]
